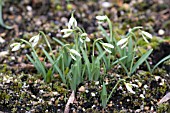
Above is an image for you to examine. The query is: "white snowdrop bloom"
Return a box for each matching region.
[69,49,81,60]
[68,15,77,29]
[117,38,128,46]
[29,35,40,47]
[141,30,152,43]
[96,15,107,21]
[10,43,21,51]
[61,29,73,38]
[143,31,152,38]
[101,42,114,53]
[124,83,136,94]
[80,33,90,43]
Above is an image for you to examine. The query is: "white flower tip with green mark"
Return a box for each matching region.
[29,35,40,47]
[80,33,90,43]
[96,15,107,21]
[10,43,21,51]
[125,83,136,94]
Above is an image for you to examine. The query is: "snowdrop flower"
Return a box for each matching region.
[68,13,77,29]
[96,15,107,24]
[79,33,90,43]
[10,42,21,51]
[101,42,114,53]
[96,15,107,21]
[141,30,152,43]
[117,38,129,49]
[29,34,40,47]
[69,49,81,60]
[124,82,137,94]
[61,29,73,38]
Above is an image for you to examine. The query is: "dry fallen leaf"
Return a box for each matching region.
[64,91,75,113]
[157,92,170,105]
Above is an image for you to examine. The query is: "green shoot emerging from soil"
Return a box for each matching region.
[10,11,170,110]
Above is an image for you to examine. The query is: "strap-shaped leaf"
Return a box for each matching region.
[131,49,153,74]
[152,54,170,73]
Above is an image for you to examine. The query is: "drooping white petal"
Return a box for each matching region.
[121,42,128,49]
[63,32,72,38]
[74,19,77,28]
[101,43,114,48]
[70,53,76,61]
[68,17,74,28]
[68,16,77,29]
[29,35,40,47]
[141,31,152,39]
[70,49,81,57]
[96,15,107,21]
[125,83,136,94]
[79,38,83,43]
[85,37,90,42]
[103,46,112,53]
[117,38,128,46]
[142,34,149,43]
[10,43,21,51]
[61,29,73,33]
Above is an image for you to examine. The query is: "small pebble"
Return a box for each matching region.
[144,85,148,89]
[26,6,32,11]
[91,92,95,97]
[78,86,85,92]
[0,37,5,43]
[158,29,165,35]
[140,94,145,98]
[0,51,9,57]
[144,106,150,110]
[102,2,112,8]
[95,81,99,85]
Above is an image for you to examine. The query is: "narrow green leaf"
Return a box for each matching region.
[42,48,66,83]
[96,43,108,68]
[80,47,91,80]
[152,54,170,73]
[131,49,153,74]
[112,56,128,66]
[53,37,65,46]
[127,37,133,68]
[0,1,13,29]
[95,51,106,63]
[45,68,53,83]
[98,25,110,42]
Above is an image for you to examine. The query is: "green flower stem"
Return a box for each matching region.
[106,17,113,43]
[92,38,103,56]
[106,79,125,103]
